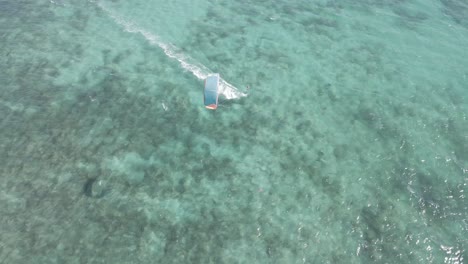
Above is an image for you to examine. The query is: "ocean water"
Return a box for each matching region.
[0,0,466,263]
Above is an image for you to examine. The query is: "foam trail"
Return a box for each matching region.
[94,1,246,100]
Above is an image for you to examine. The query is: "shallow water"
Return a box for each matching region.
[0,0,466,263]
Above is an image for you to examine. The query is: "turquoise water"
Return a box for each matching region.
[0,0,467,263]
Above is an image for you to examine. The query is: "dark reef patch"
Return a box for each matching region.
[441,0,468,28]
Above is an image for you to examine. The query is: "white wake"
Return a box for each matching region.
[94,1,247,100]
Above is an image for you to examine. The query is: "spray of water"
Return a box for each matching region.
[94,1,247,100]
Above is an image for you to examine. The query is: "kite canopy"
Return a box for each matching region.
[204,74,220,110]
